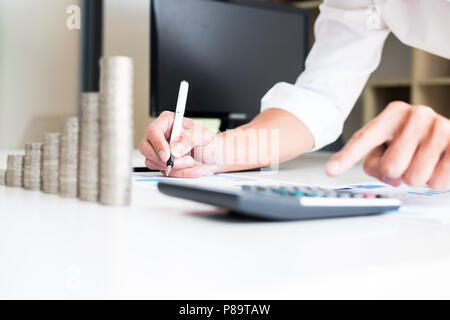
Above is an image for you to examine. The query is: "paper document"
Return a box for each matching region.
[133,172,293,190]
[315,183,450,223]
[134,173,450,223]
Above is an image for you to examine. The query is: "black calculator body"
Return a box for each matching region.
[157,182,401,221]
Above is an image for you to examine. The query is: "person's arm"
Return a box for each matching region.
[209,108,315,175]
[261,0,390,151]
[140,108,313,177]
[141,0,391,177]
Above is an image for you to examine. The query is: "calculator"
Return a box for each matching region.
[157,182,401,221]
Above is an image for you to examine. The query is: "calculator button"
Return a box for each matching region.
[309,193,322,197]
[284,187,298,196]
[278,187,289,194]
[337,192,352,198]
[324,191,338,198]
[351,193,365,198]
[242,185,389,201]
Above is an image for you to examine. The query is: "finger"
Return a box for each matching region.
[145,158,162,171]
[192,143,217,164]
[380,106,434,179]
[326,101,410,176]
[363,145,385,180]
[362,145,402,186]
[167,164,217,178]
[163,117,196,158]
[170,125,216,158]
[403,118,448,187]
[140,138,165,166]
[147,155,195,171]
[428,148,450,191]
[146,111,175,162]
[382,176,403,187]
[140,138,151,158]
[181,117,196,130]
[171,155,196,169]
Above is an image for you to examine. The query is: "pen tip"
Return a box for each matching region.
[165,166,172,177]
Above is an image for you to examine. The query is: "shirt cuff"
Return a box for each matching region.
[261,82,344,151]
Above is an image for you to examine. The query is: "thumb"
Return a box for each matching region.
[170,126,215,158]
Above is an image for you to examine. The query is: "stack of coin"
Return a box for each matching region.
[0,169,5,186]
[99,56,134,206]
[79,93,100,202]
[42,133,60,194]
[60,117,79,198]
[23,143,42,191]
[5,155,24,187]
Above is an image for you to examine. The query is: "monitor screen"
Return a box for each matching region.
[150,0,309,123]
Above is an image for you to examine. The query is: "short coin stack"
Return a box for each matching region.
[5,155,24,188]
[23,143,42,191]
[79,93,100,202]
[99,56,134,206]
[42,133,60,194]
[0,169,5,186]
[60,117,79,198]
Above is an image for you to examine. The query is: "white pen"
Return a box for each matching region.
[166,80,189,176]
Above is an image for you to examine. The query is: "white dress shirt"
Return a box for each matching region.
[261,0,450,151]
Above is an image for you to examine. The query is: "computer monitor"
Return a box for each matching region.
[150,0,309,130]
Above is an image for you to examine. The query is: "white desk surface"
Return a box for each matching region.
[1,150,450,299]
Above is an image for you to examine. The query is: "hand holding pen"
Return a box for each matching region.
[140,81,217,177]
[166,81,189,176]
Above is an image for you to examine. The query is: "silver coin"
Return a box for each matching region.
[0,169,5,186]
[98,56,134,206]
[78,92,100,202]
[59,117,79,198]
[5,154,24,187]
[23,143,42,191]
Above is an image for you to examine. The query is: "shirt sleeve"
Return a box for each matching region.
[261,0,390,151]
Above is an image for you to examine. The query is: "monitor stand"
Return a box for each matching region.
[219,113,251,131]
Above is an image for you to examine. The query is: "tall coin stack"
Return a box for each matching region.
[42,133,60,194]
[23,143,42,191]
[79,93,100,202]
[60,117,79,198]
[0,169,5,186]
[5,155,24,187]
[99,56,134,206]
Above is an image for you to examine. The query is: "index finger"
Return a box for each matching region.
[146,112,197,162]
[146,111,175,162]
[326,103,408,176]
